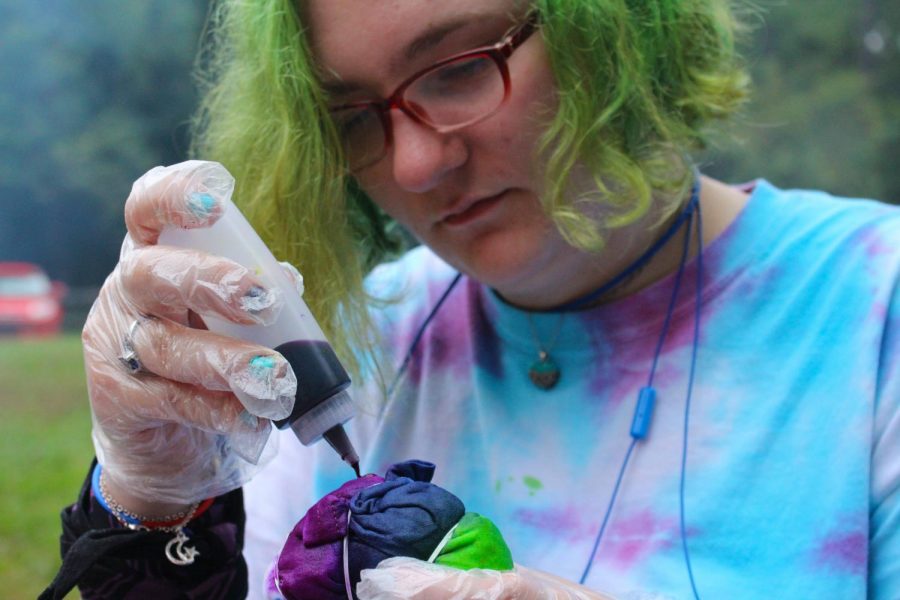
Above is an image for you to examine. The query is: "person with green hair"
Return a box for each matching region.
[46,0,900,598]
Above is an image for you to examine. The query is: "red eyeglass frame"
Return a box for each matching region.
[329,13,539,159]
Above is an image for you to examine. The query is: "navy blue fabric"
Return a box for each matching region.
[383,459,436,483]
[346,460,465,587]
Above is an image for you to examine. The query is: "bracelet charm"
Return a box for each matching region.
[92,463,208,566]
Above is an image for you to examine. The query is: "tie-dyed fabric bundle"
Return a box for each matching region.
[274,460,512,599]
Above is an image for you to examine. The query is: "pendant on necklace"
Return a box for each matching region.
[529,350,560,390]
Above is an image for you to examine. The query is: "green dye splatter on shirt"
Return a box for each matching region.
[523,476,543,495]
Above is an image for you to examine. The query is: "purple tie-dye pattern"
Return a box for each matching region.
[513,504,595,543]
[604,509,682,570]
[467,279,504,378]
[856,222,896,260]
[813,530,868,575]
[405,281,474,385]
[402,277,503,383]
[242,182,900,599]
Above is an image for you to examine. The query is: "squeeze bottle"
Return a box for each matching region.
[158,169,360,477]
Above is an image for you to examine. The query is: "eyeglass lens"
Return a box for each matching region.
[334,53,506,170]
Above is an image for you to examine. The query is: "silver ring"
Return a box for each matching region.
[118,316,150,374]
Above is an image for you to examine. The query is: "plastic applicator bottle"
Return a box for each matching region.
[158,166,361,477]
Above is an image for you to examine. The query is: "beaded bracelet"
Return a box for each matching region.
[90,463,214,565]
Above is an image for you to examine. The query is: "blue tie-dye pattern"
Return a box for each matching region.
[245,181,900,600]
[467,281,505,378]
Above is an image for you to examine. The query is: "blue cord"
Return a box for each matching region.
[389,179,706,598]
[647,193,698,388]
[579,437,638,584]
[680,190,705,600]
[388,272,463,397]
[555,193,699,312]
[580,182,704,600]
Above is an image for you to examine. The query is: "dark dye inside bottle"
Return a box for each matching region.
[272,339,351,430]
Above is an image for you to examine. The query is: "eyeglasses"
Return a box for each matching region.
[328,14,539,171]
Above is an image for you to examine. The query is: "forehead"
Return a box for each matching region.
[303,0,522,89]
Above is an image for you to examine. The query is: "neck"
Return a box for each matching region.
[497,175,748,311]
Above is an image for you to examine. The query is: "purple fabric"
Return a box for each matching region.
[275,474,383,599]
[276,460,464,600]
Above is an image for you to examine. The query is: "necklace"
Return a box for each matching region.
[390,178,702,397]
[521,180,700,390]
[526,312,565,390]
[556,188,700,312]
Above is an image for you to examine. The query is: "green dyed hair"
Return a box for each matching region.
[191,0,399,379]
[190,0,749,378]
[534,0,750,249]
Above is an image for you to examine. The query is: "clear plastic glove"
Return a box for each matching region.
[356,557,617,600]
[82,160,297,507]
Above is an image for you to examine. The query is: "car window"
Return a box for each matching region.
[0,273,51,296]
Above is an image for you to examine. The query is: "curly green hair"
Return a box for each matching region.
[190,0,749,380]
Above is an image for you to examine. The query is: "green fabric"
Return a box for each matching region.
[434,512,514,571]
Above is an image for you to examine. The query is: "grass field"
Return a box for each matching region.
[0,334,91,599]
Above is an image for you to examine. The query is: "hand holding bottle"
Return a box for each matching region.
[82,161,297,511]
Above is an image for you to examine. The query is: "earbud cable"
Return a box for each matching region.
[579,182,703,600]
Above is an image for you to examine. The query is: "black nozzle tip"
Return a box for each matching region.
[323,424,362,479]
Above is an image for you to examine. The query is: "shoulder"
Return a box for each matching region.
[751,180,900,246]
[365,245,459,299]
[733,181,900,285]
[362,245,466,363]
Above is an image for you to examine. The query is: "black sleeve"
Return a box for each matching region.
[41,460,248,600]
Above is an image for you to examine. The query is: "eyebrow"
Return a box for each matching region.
[401,18,470,63]
[319,17,477,98]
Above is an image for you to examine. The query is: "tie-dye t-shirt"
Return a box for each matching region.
[245,180,900,600]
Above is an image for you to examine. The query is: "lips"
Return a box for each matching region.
[441,190,507,226]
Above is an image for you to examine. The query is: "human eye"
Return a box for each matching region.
[332,107,375,137]
[419,55,494,96]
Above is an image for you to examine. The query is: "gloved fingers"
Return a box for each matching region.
[124,160,232,246]
[357,557,521,600]
[86,358,263,436]
[82,285,291,422]
[118,244,281,327]
[93,413,276,503]
[126,315,295,420]
[515,565,617,599]
[357,558,612,600]
[85,311,281,503]
[279,260,305,298]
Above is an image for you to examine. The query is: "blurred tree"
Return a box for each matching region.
[704,0,900,202]
[0,0,207,285]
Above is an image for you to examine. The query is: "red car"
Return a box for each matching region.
[0,262,66,336]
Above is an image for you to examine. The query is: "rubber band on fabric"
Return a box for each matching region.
[339,505,460,597]
[343,510,354,600]
[426,520,462,563]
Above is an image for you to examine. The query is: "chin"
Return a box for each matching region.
[441,231,552,295]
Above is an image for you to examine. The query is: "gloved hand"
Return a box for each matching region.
[82,160,297,510]
[356,557,616,600]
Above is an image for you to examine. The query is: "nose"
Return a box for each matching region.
[388,110,468,194]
